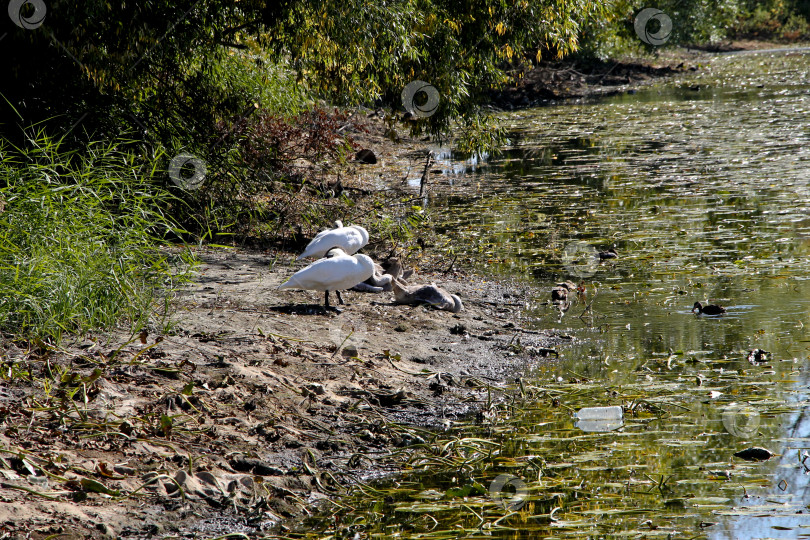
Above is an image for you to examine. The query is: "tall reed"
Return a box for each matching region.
[0,132,193,342]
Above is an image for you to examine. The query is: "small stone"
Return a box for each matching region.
[252,462,286,476]
[144,523,162,536]
[304,382,325,395]
[449,324,466,335]
[283,437,303,449]
[355,149,377,164]
[113,465,136,476]
[229,456,286,476]
[96,523,116,538]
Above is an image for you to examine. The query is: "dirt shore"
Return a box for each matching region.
[0,48,709,538]
[0,249,570,539]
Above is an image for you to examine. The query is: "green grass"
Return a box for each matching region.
[0,132,194,342]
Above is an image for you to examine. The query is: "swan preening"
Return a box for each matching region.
[297,220,369,260]
[279,248,375,307]
[281,223,462,313]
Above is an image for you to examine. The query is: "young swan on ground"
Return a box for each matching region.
[352,257,416,294]
[279,248,375,307]
[352,264,394,293]
[382,256,414,281]
[297,220,370,260]
[391,278,463,313]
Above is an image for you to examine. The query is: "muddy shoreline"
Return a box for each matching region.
[0,249,570,539]
[0,46,730,538]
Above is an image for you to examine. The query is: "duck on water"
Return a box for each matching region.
[692,301,726,315]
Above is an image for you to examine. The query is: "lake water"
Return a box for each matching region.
[303,49,810,539]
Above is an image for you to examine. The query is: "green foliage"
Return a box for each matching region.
[2,0,809,159]
[210,54,311,118]
[1,0,614,155]
[661,0,742,44]
[732,0,810,40]
[268,0,610,147]
[1,1,313,151]
[454,114,508,159]
[581,0,809,59]
[579,0,744,59]
[0,133,193,341]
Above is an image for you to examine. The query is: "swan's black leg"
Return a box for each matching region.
[324,290,330,307]
[336,290,344,305]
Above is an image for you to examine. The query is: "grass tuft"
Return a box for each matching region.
[0,131,194,342]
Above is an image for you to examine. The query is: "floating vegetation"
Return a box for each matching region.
[294,354,810,538]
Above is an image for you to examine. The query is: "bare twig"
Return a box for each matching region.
[418,151,434,198]
[442,255,457,275]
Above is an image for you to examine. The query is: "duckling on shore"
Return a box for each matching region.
[381,256,414,281]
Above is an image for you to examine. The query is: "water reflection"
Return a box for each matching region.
[303,51,810,539]
[449,50,810,539]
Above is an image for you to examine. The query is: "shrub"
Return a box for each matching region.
[731,0,810,40]
[172,107,362,244]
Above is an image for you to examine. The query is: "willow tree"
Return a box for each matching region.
[1,0,611,152]
[264,0,610,150]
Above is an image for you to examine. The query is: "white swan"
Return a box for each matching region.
[279,248,375,307]
[297,220,369,260]
[392,279,463,313]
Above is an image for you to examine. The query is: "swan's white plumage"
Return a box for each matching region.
[279,249,375,293]
[297,221,369,260]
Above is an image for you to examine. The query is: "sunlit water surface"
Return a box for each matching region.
[302,50,810,539]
